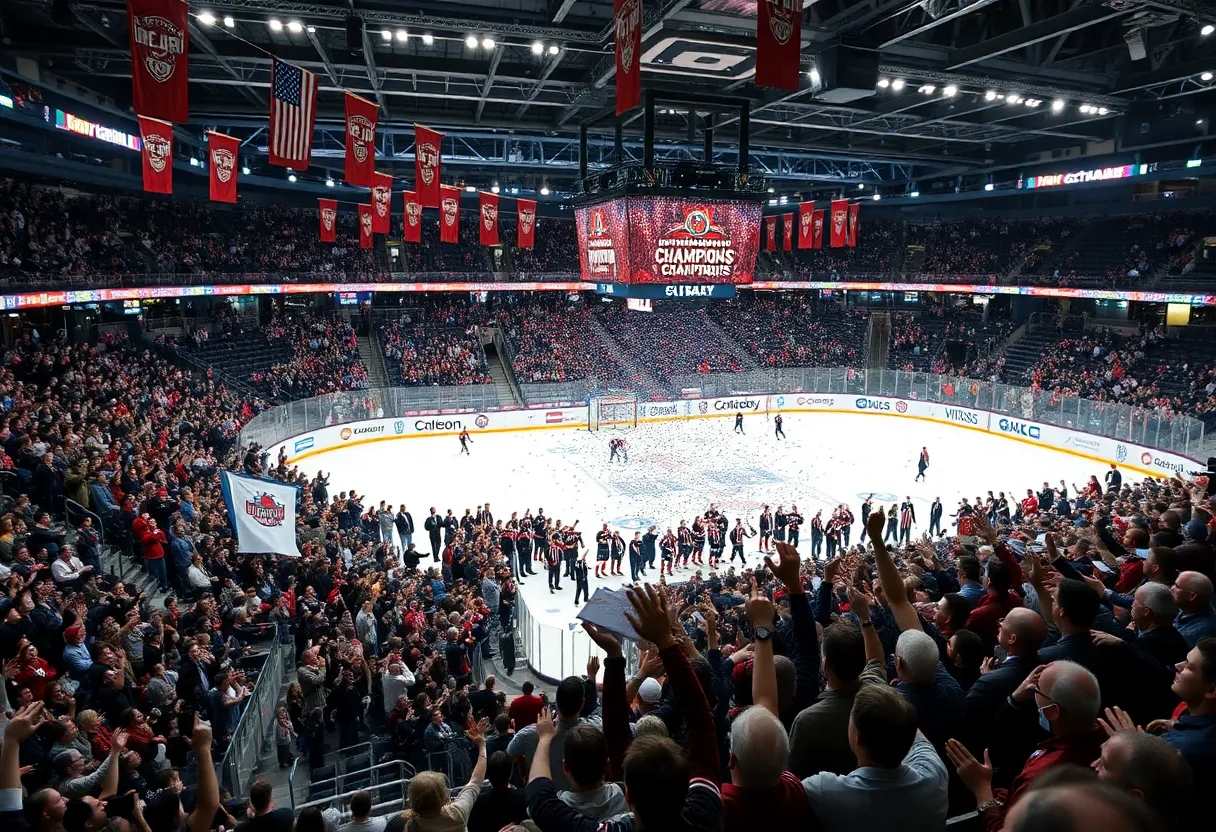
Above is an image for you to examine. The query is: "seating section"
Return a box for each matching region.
[596,304,746,384]
[379,304,492,386]
[249,312,369,398]
[710,295,868,367]
[499,297,629,387]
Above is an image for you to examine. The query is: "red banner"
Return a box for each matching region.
[415,125,443,208]
[138,115,173,194]
[358,204,373,248]
[765,216,777,252]
[812,209,824,249]
[848,203,860,248]
[756,0,802,90]
[372,172,392,234]
[402,190,422,243]
[440,185,460,244]
[127,0,189,123]
[206,131,238,203]
[829,199,848,248]
[797,202,814,249]
[318,199,338,243]
[479,192,500,246]
[344,92,378,187]
[782,213,793,251]
[517,199,537,249]
[614,0,643,115]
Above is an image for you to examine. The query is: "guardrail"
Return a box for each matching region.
[218,637,287,798]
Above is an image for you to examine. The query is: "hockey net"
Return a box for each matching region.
[588,394,638,431]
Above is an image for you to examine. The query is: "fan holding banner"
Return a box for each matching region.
[220,470,300,556]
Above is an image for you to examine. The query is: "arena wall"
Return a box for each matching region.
[270,392,1200,479]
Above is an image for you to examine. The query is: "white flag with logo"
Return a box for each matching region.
[220,470,301,556]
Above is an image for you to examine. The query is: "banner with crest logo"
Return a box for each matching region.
[614,0,642,114]
[848,202,860,247]
[138,116,173,194]
[765,216,777,252]
[415,125,443,207]
[372,172,392,234]
[479,192,500,246]
[830,199,848,248]
[127,0,189,122]
[517,199,537,249]
[782,213,793,251]
[318,199,338,243]
[757,0,802,90]
[220,470,300,556]
[402,191,422,243]
[798,201,815,249]
[812,209,824,249]
[344,92,378,187]
[207,131,238,203]
[440,185,460,244]
[358,204,373,248]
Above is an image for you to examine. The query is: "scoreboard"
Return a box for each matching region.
[575,196,762,287]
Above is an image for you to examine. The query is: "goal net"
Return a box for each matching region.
[588,394,638,431]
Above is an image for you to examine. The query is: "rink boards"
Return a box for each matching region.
[270,392,1199,480]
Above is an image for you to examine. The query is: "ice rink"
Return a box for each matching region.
[293,410,1107,679]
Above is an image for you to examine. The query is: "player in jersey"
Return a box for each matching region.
[758,505,773,553]
[501,520,519,582]
[459,428,472,455]
[563,522,583,580]
[774,505,788,543]
[786,504,804,547]
[916,446,930,481]
[824,513,840,560]
[730,519,755,564]
[774,413,785,440]
[660,528,676,576]
[609,436,620,463]
[573,550,590,606]
[677,520,692,569]
[706,522,723,569]
[516,521,534,576]
[610,530,626,576]
[734,412,745,434]
[839,504,855,547]
[690,517,706,567]
[533,509,547,566]
[628,532,644,583]
[546,533,564,593]
[594,523,611,578]
[810,511,824,560]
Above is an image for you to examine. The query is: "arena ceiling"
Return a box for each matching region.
[4,0,1216,193]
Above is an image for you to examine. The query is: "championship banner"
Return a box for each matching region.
[440,185,460,244]
[372,172,392,234]
[207,131,239,204]
[219,470,300,556]
[138,115,173,194]
[782,213,793,251]
[127,0,189,123]
[344,92,378,187]
[479,192,500,246]
[829,199,848,248]
[798,201,815,249]
[415,125,443,207]
[614,0,642,114]
[811,209,824,249]
[756,0,802,90]
[517,199,537,249]
[848,202,860,248]
[764,216,777,252]
[318,198,338,243]
[403,190,422,243]
[358,204,374,249]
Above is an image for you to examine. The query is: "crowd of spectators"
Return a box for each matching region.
[0,178,136,277]
[379,304,491,387]
[499,218,579,277]
[498,297,629,388]
[596,305,745,383]
[253,312,369,399]
[711,294,868,368]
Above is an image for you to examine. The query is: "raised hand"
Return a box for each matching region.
[745,588,776,629]
[581,623,623,659]
[625,584,675,649]
[944,739,993,796]
[765,541,803,592]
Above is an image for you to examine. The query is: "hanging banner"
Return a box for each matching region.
[782,213,794,251]
[830,199,848,248]
[372,172,392,234]
[358,204,374,249]
[440,185,461,244]
[127,0,189,123]
[318,198,338,243]
[415,125,443,208]
[848,202,860,248]
[479,192,500,246]
[756,0,802,90]
[138,115,173,195]
[268,59,317,168]
[812,209,825,249]
[798,201,815,249]
[344,92,378,187]
[207,131,239,204]
[403,190,422,243]
[765,216,777,252]
[517,199,537,249]
[614,0,642,115]
[219,470,300,556]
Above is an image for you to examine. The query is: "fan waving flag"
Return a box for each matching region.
[415,125,443,207]
[318,198,338,243]
[782,213,793,251]
[138,116,173,194]
[207,131,239,203]
[757,0,803,90]
[268,59,317,168]
[127,0,189,123]
[358,204,374,248]
[479,192,500,246]
[220,470,300,556]
[517,199,537,249]
[372,172,392,234]
[440,185,460,244]
[403,190,422,243]
[798,201,814,249]
[344,92,378,187]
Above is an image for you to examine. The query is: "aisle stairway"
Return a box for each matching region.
[703,314,762,371]
[1000,328,1062,381]
[358,334,390,388]
[484,342,520,405]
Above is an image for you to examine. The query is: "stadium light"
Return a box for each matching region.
[984,90,997,101]
[464,185,476,192]
[943,84,957,97]
[909,190,920,198]
[918,84,935,95]
[891,78,905,91]
[223,16,234,27]
[767,187,775,193]
[465,34,478,48]
[540,185,551,195]
[984,183,994,191]
[1051,99,1065,112]
[1203,72,1214,81]
[872,194,881,200]
[549,45,560,55]
[381,29,392,41]
[307,25,315,33]
[1097,107,1109,115]
[189,157,200,167]
[288,174,297,182]
[422,33,434,45]
[1204,24,1215,36]
[242,166,250,175]
[768,199,778,206]
[532,41,544,55]
[198,11,216,26]
[268,18,283,31]
[857,183,865,190]
[396,29,408,42]
[779,195,788,204]
[809,68,821,85]
[287,20,303,33]
[326,178,335,187]
[482,37,495,50]
[877,78,890,88]
[491,184,501,194]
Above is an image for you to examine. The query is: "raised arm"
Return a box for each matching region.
[766,541,821,711]
[847,587,884,664]
[583,623,631,782]
[746,588,779,717]
[866,511,922,633]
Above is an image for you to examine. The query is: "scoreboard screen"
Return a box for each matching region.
[575,196,761,285]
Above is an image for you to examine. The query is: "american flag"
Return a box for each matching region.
[268,59,316,167]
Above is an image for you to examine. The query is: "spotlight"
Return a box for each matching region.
[1051,99,1065,112]
[779,195,788,204]
[241,166,250,175]
[381,29,392,41]
[198,11,216,26]
[288,174,297,182]
[510,187,519,195]
[891,78,905,91]
[482,37,495,49]
[918,84,936,95]
[872,194,881,201]
[767,187,775,193]
[189,157,200,167]
[985,90,997,101]
[1098,107,1108,115]
[268,18,283,31]
[768,199,778,206]
[422,33,434,46]
[491,184,500,194]
[548,44,559,55]
[1204,24,1215,36]
[465,34,478,48]
[809,68,821,85]
[223,16,234,27]
[877,78,890,88]
[984,183,994,191]
[326,178,335,187]
[1203,72,1214,81]
[540,185,550,195]
[858,183,865,190]
[286,20,303,33]
[307,25,314,33]
[1080,104,1092,113]
[464,185,476,192]
[909,190,920,198]
[395,29,408,42]
[943,84,957,97]
[532,41,544,55]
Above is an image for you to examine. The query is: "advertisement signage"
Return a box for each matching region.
[55,109,142,151]
[595,283,737,299]
[1021,165,1138,189]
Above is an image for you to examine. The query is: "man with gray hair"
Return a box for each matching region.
[946,660,1105,829]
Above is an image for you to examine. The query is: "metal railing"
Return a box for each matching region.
[218,637,288,798]
[289,758,415,810]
